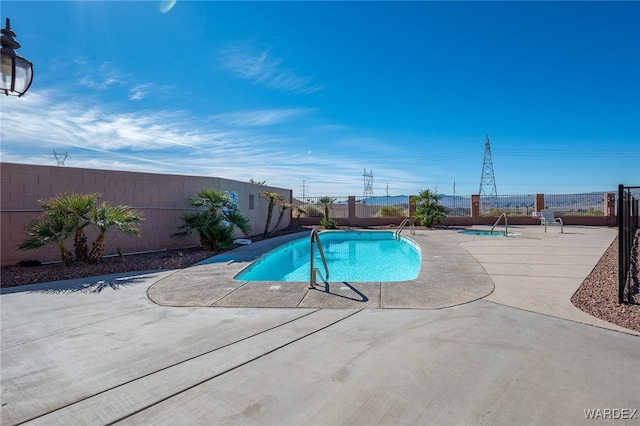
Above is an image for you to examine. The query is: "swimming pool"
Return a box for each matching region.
[459,229,519,237]
[235,231,421,282]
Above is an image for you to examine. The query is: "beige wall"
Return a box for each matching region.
[1,163,291,266]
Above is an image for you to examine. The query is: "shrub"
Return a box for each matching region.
[375,205,405,217]
[320,218,339,229]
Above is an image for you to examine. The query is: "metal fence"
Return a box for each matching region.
[544,193,607,216]
[618,185,639,304]
[293,196,411,219]
[477,194,535,217]
[294,192,618,219]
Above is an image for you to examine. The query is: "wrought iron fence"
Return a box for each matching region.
[478,194,535,217]
[544,193,607,216]
[618,185,639,304]
[438,195,471,217]
[293,192,618,219]
[292,196,349,218]
[292,196,411,219]
[355,196,410,218]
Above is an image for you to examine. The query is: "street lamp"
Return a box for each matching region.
[1,18,33,97]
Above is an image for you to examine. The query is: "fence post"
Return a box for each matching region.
[348,196,356,226]
[471,195,480,219]
[534,194,544,215]
[618,185,625,304]
[409,196,416,218]
[605,192,616,217]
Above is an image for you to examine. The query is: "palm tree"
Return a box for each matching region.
[18,214,74,265]
[317,196,336,220]
[189,189,230,215]
[270,202,291,236]
[260,192,284,237]
[40,192,99,263]
[174,189,251,250]
[411,189,448,227]
[87,203,143,263]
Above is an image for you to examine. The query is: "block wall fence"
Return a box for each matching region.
[1,163,291,266]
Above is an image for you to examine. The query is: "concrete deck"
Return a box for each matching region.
[1,226,638,425]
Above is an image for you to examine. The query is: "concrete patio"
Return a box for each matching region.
[1,226,638,425]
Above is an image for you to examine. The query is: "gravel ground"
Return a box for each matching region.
[2,227,638,333]
[571,230,639,332]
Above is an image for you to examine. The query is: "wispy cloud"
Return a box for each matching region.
[0,89,378,195]
[210,108,312,128]
[129,84,152,101]
[220,42,322,95]
[79,62,124,90]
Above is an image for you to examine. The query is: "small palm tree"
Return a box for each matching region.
[87,203,143,263]
[41,192,99,263]
[411,189,448,227]
[18,214,74,265]
[174,189,251,250]
[190,189,230,215]
[317,196,336,220]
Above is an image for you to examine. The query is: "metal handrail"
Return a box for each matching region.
[490,213,508,236]
[395,218,415,238]
[309,229,329,289]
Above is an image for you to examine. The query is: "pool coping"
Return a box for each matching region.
[147,229,496,309]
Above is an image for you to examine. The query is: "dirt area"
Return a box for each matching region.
[2,226,638,333]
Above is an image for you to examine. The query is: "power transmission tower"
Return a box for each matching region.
[363,168,374,197]
[300,179,308,201]
[52,150,68,166]
[478,134,497,198]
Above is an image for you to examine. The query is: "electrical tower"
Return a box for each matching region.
[52,150,68,166]
[300,179,308,201]
[478,134,497,197]
[363,168,374,197]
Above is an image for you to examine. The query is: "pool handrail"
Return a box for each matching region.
[309,229,330,289]
[395,218,415,238]
[490,213,508,236]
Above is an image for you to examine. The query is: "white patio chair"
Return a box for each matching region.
[540,209,563,233]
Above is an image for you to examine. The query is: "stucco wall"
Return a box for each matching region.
[1,163,291,266]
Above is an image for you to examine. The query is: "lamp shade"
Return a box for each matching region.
[1,18,33,97]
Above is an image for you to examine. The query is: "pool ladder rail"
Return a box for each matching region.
[395,219,415,239]
[490,213,508,236]
[309,229,329,289]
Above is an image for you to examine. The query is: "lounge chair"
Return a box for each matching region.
[540,209,563,233]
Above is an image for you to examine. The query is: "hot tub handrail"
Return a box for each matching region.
[395,218,415,238]
[490,213,508,236]
[309,229,329,289]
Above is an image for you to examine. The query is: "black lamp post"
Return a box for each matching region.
[1,18,33,97]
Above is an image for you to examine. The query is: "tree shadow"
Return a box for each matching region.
[0,272,164,295]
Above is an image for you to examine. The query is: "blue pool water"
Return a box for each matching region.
[459,229,518,237]
[235,231,421,282]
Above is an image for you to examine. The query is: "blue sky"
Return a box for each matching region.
[1,1,639,197]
